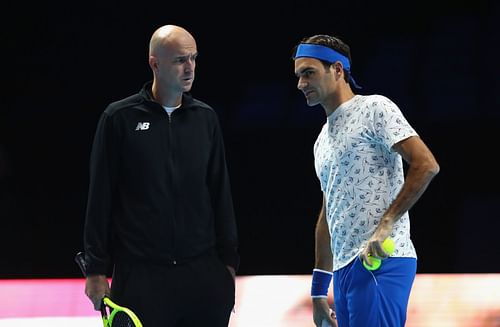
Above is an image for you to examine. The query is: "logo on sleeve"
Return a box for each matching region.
[135,122,150,131]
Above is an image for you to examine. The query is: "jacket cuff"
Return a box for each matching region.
[218,247,240,271]
[84,253,109,276]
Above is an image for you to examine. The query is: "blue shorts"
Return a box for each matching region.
[333,257,417,327]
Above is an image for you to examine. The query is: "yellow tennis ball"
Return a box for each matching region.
[363,255,382,270]
[382,238,395,255]
[363,238,395,271]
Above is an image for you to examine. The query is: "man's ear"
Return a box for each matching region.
[148,56,158,73]
[333,61,343,76]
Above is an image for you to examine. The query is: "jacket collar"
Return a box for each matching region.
[139,81,194,109]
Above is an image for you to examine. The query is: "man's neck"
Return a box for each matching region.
[151,81,182,107]
[324,85,355,116]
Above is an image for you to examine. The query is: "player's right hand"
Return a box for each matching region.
[85,274,110,310]
[312,298,337,327]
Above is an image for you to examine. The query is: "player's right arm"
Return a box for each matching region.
[84,112,116,310]
[312,196,337,327]
[84,112,116,273]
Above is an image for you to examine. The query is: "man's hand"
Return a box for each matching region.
[85,274,110,310]
[360,217,394,266]
[313,297,337,327]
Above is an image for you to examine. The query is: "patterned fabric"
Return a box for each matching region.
[314,94,418,271]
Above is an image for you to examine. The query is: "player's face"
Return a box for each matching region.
[156,37,197,94]
[294,57,336,107]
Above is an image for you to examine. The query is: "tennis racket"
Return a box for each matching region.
[75,251,144,327]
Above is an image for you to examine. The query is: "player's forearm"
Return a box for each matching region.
[315,201,333,271]
[383,158,440,224]
[315,231,332,270]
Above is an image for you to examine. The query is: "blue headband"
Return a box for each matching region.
[294,43,362,89]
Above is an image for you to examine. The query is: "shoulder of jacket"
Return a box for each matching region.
[184,94,216,113]
[104,93,145,116]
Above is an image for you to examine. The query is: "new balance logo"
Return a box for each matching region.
[135,122,150,131]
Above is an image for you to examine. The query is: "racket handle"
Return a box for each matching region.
[74,251,88,277]
[100,298,108,317]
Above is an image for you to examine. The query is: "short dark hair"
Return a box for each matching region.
[292,34,352,84]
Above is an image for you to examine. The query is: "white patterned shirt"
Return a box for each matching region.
[314,94,418,271]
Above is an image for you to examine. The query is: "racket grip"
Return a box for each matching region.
[74,251,88,277]
[100,298,108,317]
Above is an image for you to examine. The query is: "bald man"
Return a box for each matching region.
[82,25,239,326]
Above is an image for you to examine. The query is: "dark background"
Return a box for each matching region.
[1,0,499,278]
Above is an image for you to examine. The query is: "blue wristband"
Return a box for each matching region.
[311,268,333,298]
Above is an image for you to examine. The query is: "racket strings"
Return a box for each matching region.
[111,311,137,327]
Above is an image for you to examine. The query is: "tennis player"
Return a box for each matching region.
[292,34,440,327]
[83,24,239,326]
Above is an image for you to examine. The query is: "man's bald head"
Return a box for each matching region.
[149,25,196,57]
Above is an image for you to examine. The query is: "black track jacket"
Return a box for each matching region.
[84,82,239,275]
